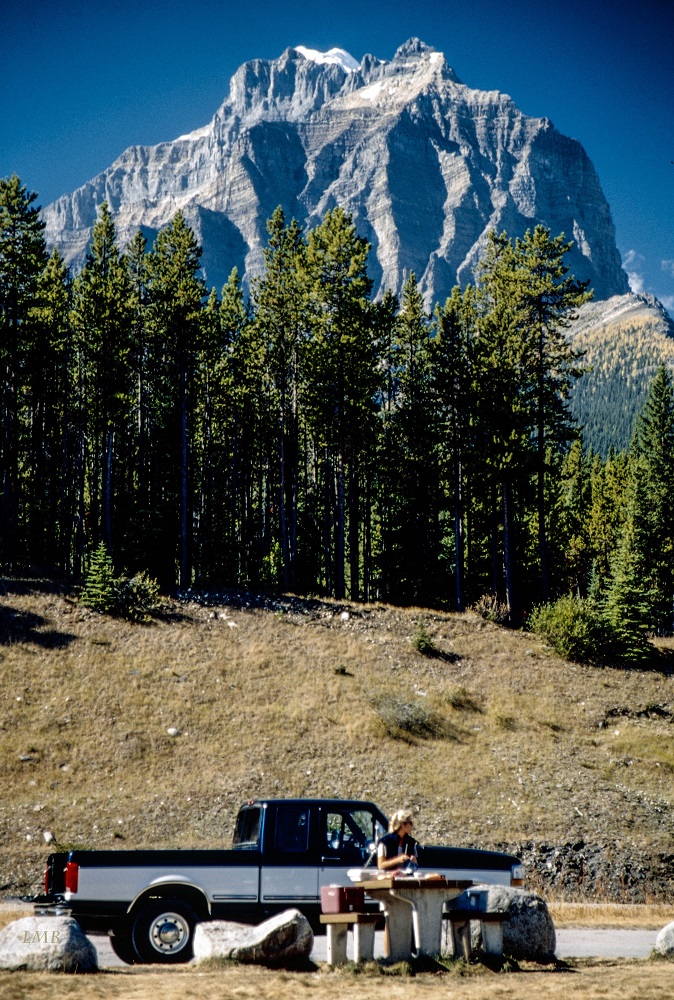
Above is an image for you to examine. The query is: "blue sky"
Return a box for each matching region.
[2,0,673,312]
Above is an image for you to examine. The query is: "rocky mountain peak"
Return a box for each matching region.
[394,37,436,59]
[42,39,630,306]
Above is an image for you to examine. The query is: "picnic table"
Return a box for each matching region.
[355,876,473,961]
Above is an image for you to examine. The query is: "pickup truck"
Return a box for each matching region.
[36,797,523,964]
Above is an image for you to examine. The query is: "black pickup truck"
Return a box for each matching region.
[36,797,523,964]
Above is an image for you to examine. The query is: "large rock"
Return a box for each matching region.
[0,916,97,972]
[655,921,674,957]
[43,39,628,307]
[193,908,313,967]
[451,885,556,962]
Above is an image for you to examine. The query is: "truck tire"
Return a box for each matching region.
[108,930,137,965]
[131,898,197,964]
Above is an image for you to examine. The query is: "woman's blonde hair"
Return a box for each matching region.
[389,809,413,834]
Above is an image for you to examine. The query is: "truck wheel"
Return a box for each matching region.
[131,898,197,964]
[108,930,137,965]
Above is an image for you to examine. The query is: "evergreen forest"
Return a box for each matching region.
[2,174,673,657]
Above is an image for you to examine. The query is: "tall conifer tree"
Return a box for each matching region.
[253,208,307,590]
[304,208,375,599]
[71,202,133,560]
[0,175,47,568]
[146,211,206,587]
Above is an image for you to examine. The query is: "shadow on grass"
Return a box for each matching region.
[151,605,195,625]
[599,646,674,677]
[648,646,674,677]
[0,605,77,648]
[424,648,461,663]
[0,576,72,598]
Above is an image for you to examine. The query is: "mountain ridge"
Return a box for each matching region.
[42,39,629,307]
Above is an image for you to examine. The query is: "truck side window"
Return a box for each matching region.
[275,805,310,853]
[233,807,262,847]
[325,812,344,851]
[324,810,370,862]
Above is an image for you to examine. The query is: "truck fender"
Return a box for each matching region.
[127,879,211,919]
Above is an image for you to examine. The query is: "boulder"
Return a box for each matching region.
[655,921,674,957]
[193,908,313,967]
[446,885,556,962]
[0,916,97,972]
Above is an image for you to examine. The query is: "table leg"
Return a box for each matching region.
[380,894,414,961]
[325,923,348,966]
[481,920,504,956]
[353,922,375,963]
[393,889,446,957]
[451,918,472,960]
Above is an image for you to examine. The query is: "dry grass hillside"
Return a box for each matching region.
[1,580,673,902]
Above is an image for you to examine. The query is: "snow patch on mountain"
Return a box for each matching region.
[294,45,359,73]
[360,81,385,101]
[176,124,212,142]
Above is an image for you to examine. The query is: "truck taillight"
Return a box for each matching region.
[511,864,525,886]
[64,861,79,894]
[43,865,49,894]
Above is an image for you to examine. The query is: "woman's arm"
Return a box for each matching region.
[377,839,413,870]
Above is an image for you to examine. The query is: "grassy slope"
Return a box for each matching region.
[1,582,673,900]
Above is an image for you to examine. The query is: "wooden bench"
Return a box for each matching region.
[444,909,509,959]
[319,912,380,965]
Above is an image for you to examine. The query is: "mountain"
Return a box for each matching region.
[42,38,629,306]
[567,293,674,454]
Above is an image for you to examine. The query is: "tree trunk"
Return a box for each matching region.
[335,431,346,600]
[278,390,289,590]
[502,477,516,623]
[537,328,550,602]
[103,428,114,552]
[179,368,190,588]
[453,456,464,612]
[348,456,359,602]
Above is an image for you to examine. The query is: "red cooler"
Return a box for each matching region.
[320,885,365,913]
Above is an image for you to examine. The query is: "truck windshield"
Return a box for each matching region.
[233,807,261,848]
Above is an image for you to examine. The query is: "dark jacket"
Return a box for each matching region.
[377,831,418,860]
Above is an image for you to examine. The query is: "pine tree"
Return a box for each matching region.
[71,202,133,562]
[145,211,206,588]
[586,450,631,599]
[371,289,399,599]
[631,364,674,631]
[80,541,119,613]
[603,482,654,663]
[473,232,533,620]
[432,285,475,610]
[220,269,264,586]
[555,438,593,596]
[252,208,308,590]
[28,247,73,570]
[125,229,151,565]
[384,273,439,604]
[497,227,591,602]
[0,175,48,568]
[473,228,591,619]
[303,208,375,599]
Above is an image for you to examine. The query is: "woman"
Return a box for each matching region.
[377,809,419,871]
